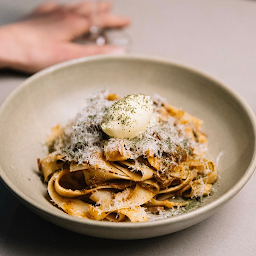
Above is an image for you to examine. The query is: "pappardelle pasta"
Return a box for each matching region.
[38,91,218,222]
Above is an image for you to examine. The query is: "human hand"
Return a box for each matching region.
[0,1,130,73]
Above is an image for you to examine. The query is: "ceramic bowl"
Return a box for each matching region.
[0,55,255,239]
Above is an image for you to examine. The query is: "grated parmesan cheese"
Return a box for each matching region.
[54,90,206,172]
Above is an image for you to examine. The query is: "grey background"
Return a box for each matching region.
[0,0,256,255]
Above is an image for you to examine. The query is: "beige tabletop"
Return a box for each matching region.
[0,0,256,255]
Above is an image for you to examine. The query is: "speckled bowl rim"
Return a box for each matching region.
[1,55,256,232]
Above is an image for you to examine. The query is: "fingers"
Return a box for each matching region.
[25,1,130,40]
[31,1,59,15]
[99,13,131,28]
[31,1,112,16]
[64,12,130,39]
[45,9,130,41]
[67,1,112,16]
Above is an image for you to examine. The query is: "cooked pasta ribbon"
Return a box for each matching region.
[38,91,218,222]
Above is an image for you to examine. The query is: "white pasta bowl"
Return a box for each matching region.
[0,55,255,239]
